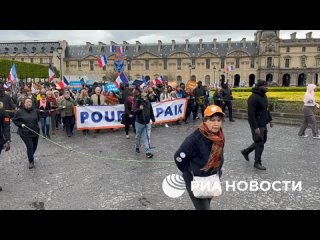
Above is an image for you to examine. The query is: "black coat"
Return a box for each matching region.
[133,98,155,125]
[13,107,40,138]
[0,110,10,145]
[247,87,272,130]
[174,129,224,184]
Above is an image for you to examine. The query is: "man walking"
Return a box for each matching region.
[134,92,155,158]
[241,80,273,170]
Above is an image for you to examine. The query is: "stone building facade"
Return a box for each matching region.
[1,31,319,86]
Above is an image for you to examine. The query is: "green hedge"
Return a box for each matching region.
[0,60,59,79]
[231,87,307,92]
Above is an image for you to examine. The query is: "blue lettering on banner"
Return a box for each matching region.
[156,108,164,118]
[164,106,173,116]
[118,111,124,122]
[105,111,115,122]
[92,112,103,123]
[80,112,89,123]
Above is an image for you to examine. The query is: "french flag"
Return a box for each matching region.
[57,76,70,89]
[151,76,163,87]
[8,63,17,85]
[98,54,108,68]
[114,72,129,89]
[226,65,234,71]
[48,63,55,82]
[110,45,116,53]
[118,46,125,55]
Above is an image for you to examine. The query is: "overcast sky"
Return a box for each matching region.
[0,30,319,45]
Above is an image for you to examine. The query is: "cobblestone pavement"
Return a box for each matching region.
[0,119,319,210]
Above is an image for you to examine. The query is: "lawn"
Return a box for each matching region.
[233,91,320,102]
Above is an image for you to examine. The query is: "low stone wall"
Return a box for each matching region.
[232,109,320,126]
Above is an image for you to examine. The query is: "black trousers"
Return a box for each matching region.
[185,103,195,121]
[222,101,233,120]
[20,136,39,163]
[193,104,205,119]
[63,116,75,136]
[243,127,268,163]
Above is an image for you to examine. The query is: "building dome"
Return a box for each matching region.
[261,30,277,40]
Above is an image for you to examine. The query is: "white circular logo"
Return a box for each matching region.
[162,174,186,198]
[180,152,186,158]
[176,157,182,162]
[211,106,217,112]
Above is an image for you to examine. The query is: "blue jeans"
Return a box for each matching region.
[40,116,50,136]
[135,122,151,153]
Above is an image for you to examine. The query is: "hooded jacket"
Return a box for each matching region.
[247,87,272,130]
[304,84,317,107]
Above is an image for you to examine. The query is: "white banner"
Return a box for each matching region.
[75,98,187,130]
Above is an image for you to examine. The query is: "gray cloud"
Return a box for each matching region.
[0,30,319,45]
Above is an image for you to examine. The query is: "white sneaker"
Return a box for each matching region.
[313,135,320,139]
[299,134,308,138]
[126,135,130,139]
[165,124,169,128]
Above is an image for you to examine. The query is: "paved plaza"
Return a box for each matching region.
[0,119,319,210]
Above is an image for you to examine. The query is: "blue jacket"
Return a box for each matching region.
[174,129,224,183]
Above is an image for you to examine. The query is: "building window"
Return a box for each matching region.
[302,46,306,52]
[318,46,320,52]
[285,58,290,68]
[103,65,106,71]
[177,59,182,70]
[66,61,69,68]
[220,58,225,69]
[236,58,240,68]
[78,61,82,70]
[286,47,290,52]
[127,61,131,71]
[49,57,53,64]
[14,47,18,51]
[90,60,94,71]
[301,58,306,67]
[316,59,320,67]
[191,58,196,68]
[205,59,210,69]
[23,47,27,52]
[40,58,43,64]
[267,57,272,68]
[145,60,149,70]
[163,59,167,70]
[21,58,24,62]
[41,47,45,52]
[250,58,255,68]
[30,58,34,63]
[12,58,15,61]
[32,47,36,52]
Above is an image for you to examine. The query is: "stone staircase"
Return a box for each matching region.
[232,109,320,126]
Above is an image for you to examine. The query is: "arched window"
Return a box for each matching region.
[191,75,196,81]
[177,75,182,85]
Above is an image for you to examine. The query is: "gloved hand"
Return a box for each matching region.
[270,122,274,128]
[21,124,26,128]
[316,103,320,109]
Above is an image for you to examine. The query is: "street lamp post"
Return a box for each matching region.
[189,64,192,80]
[127,60,131,81]
[57,46,63,81]
[303,64,307,86]
[213,65,216,86]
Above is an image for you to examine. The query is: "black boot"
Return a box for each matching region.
[0,186,2,192]
[254,162,266,170]
[241,149,249,161]
[29,161,34,169]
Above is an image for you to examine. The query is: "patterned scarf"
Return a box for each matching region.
[105,95,119,105]
[198,122,224,172]
[39,98,47,109]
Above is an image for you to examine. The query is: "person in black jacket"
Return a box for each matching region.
[0,101,11,192]
[13,98,41,169]
[0,87,16,140]
[221,83,235,122]
[193,81,206,120]
[240,80,273,170]
[134,92,156,158]
[123,90,136,139]
[175,105,225,210]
